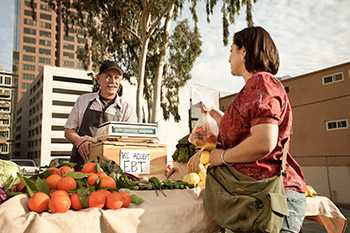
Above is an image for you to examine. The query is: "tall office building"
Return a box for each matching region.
[13,0,85,101]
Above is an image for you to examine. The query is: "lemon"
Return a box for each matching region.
[183,172,201,186]
[200,151,210,165]
[198,170,206,182]
[305,185,317,197]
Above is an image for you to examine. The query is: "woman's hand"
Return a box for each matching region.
[187,150,202,173]
[209,149,226,166]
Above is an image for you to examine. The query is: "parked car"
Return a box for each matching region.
[49,158,71,168]
[11,159,40,176]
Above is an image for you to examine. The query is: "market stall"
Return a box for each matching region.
[0,189,347,233]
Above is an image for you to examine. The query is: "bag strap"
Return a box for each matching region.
[280,137,289,176]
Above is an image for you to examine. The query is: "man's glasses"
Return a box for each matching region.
[101,74,122,82]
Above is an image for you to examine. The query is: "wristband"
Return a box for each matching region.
[220,150,230,165]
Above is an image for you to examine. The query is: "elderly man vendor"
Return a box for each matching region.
[64,60,136,168]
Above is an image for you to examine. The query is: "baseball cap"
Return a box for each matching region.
[98,60,123,75]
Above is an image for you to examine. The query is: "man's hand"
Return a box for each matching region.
[76,136,96,162]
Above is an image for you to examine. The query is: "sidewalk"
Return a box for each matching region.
[302,207,349,233]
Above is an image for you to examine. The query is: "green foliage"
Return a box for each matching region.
[172,134,197,162]
[42,0,256,121]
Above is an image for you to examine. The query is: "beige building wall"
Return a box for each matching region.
[219,62,350,204]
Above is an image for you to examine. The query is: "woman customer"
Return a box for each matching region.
[187,26,306,233]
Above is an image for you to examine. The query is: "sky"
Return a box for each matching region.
[0,0,349,94]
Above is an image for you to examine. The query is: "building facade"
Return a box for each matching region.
[14,65,92,166]
[0,70,17,159]
[219,62,350,204]
[13,0,85,101]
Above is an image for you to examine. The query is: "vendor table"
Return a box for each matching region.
[0,190,346,233]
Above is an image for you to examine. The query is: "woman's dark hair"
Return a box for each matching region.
[233,26,279,75]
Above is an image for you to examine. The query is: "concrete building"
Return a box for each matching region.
[0,70,17,159]
[13,0,85,101]
[14,65,92,166]
[219,62,350,204]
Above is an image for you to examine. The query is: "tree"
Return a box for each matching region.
[41,0,256,122]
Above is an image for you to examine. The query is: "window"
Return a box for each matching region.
[40,3,50,11]
[24,18,36,26]
[24,27,36,35]
[24,36,36,44]
[23,73,35,80]
[39,30,51,38]
[63,43,74,50]
[23,45,35,53]
[322,72,344,85]
[63,60,75,67]
[40,13,51,21]
[39,48,51,55]
[39,39,51,46]
[24,9,35,17]
[0,144,9,153]
[52,100,75,106]
[22,83,31,90]
[4,77,11,85]
[23,64,36,71]
[39,57,51,64]
[64,35,74,42]
[326,119,348,131]
[24,1,37,8]
[0,106,10,113]
[63,52,74,59]
[23,54,35,62]
[0,89,11,99]
[53,75,93,85]
[39,21,51,29]
[0,119,10,126]
[0,130,9,138]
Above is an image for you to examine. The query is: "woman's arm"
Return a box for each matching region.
[187,123,278,172]
[210,123,279,165]
[209,108,224,126]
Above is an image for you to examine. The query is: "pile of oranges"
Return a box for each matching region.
[27,162,132,214]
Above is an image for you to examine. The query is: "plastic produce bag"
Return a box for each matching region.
[189,111,218,149]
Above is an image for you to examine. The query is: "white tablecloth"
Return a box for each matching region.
[0,190,346,233]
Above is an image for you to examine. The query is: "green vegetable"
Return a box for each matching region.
[0,160,21,190]
[131,194,144,205]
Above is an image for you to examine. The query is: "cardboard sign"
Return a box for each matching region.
[120,149,151,174]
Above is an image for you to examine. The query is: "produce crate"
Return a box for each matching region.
[89,138,167,177]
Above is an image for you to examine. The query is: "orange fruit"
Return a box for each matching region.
[106,192,123,210]
[96,171,108,178]
[28,192,50,213]
[81,162,96,173]
[49,190,71,213]
[119,191,132,208]
[46,174,62,190]
[59,166,74,176]
[96,189,111,198]
[99,176,116,189]
[88,191,106,208]
[48,167,60,175]
[56,176,77,191]
[70,193,83,210]
[87,174,99,186]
